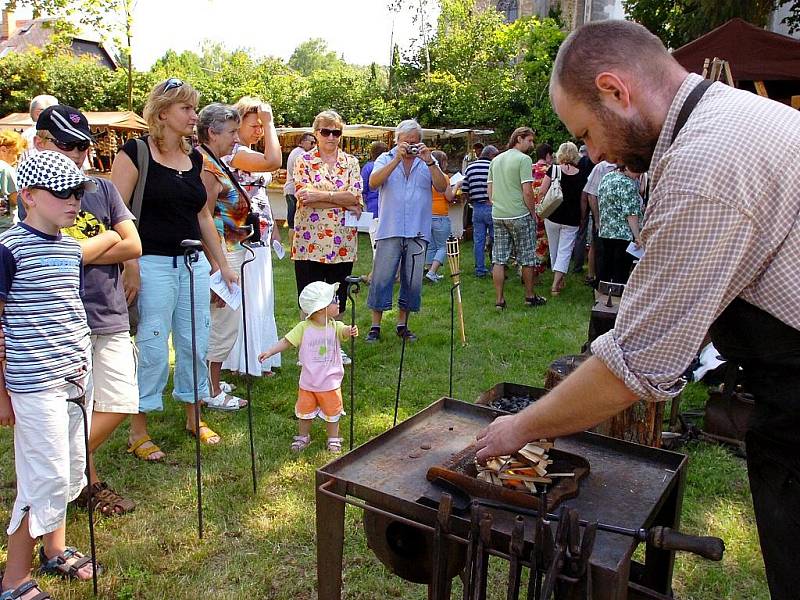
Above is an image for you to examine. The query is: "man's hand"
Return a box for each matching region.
[418,143,433,163]
[0,391,14,427]
[397,142,411,159]
[123,261,140,305]
[474,414,530,464]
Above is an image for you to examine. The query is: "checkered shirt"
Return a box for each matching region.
[592,73,800,401]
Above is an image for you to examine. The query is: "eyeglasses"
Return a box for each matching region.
[32,185,85,201]
[163,77,184,92]
[45,136,91,152]
[318,128,343,138]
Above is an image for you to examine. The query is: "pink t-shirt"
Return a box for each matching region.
[285,319,348,392]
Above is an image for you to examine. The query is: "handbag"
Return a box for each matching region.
[126,138,149,336]
[536,165,563,219]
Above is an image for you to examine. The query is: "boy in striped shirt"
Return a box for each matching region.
[0,151,99,599]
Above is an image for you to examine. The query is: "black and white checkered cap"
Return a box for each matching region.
[16,150,96,193]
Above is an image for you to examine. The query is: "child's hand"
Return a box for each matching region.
[0,391,14,427]
[258,352,269,363]
[348,325,359,338]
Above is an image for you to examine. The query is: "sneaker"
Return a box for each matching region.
[365,327,381,343]
[425,271,441,283]
[340,349,352,365]
[396,325,418,341]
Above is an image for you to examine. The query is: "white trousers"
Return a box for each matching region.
[544,220,580,274]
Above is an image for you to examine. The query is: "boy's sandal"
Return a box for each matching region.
[0,579,51,600]
[326,437,344,454]
[186,420,220,445]
[76,481,135,516]
[202,391,247,411]
[38,546,103,580]
[126,435,164,462]
[290,435,311,452]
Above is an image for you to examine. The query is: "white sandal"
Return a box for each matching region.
[326,437,344,454]
[219,381,237,393]
[291,435,311,452]
[202,390,247,411]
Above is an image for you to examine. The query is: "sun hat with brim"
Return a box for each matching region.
[16,150,96,194]
[36,104,94,144]
[299,281,339,318]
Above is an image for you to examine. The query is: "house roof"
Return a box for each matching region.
[672,18,800,81]
[0,17,119,68]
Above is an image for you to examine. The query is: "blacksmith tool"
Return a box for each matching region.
[344,275,361,451]
[539,507,570,600]
[472,510,493,600]
[506,516,525,600]
[181,238,205,539]
[431,493,454,600]
[240,227,258,493]
[65,372,98,596]
[475,498,725,561]
[463,502,481,600]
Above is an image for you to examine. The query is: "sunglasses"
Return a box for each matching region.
[163,77,184,92]
[318,128,343,138]
[46,137,91,152]
[32,185,86,201]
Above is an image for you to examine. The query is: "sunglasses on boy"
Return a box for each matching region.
[31,185,86,201]
[45,136,92,152]
[318,128,342,138]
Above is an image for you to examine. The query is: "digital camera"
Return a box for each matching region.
[407,143,422,156]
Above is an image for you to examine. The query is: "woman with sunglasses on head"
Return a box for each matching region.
[217,96,283,379]
[291,111,363,360]
[111,78,238,461]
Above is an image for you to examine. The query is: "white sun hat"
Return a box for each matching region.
[299,281,339,318]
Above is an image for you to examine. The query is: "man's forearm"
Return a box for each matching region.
[369,156,401,188]
[515,356,638,440]
[430,164,449,193]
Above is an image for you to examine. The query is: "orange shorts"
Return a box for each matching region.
[296,388,343,422]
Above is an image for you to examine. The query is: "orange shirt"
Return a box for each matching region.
[431,187,449,216]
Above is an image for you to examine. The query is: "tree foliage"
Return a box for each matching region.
[1,0,571,145]
[622,0,798,49]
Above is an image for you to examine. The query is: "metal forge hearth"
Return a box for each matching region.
[316,398,722,599]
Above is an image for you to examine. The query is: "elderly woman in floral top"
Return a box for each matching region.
[291,110,363,326]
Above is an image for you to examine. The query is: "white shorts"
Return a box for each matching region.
[91,332,138,414]
[8,372,93,537]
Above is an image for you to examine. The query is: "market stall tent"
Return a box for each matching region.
[671,18,800,104]
[0,110,147,131]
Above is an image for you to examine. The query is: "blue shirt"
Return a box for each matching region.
[373,147,433,242]
[361,161,379,217]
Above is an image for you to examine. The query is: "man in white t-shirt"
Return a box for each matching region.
[283,133,316,230]
[18,94,59,165]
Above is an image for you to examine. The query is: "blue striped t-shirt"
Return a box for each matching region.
[0,223,91,393]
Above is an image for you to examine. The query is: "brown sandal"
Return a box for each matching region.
[38,546,103,580]
[75,482,135,516]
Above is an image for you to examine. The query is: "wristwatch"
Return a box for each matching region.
[426,158,439,168]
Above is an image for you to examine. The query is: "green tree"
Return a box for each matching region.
[287,38,344,76]
[622,0,788,49]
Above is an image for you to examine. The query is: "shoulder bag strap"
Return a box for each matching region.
[670,79,712,145]
[130,138,149,230]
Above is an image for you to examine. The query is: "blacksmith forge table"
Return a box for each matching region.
[316,398,687,599]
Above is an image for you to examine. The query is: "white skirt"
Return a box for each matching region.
[222,244,282,376]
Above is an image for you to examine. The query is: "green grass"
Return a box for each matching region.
[0,233,767,599]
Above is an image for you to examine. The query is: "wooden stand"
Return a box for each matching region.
[545,354,663,448]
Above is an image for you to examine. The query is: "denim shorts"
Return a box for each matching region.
[367,236,428,313]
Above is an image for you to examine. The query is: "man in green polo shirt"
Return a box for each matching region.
[487,126,546,309]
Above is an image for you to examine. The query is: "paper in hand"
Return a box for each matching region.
[272,239,286,260]
[209,270,242,310]
[344,211,373,229]
[626,241,644,259]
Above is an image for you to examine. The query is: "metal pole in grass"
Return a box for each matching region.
[65,371,97,596]
[345,275,361,450]
[181,238,204,539]
[240,225,258,493]
[393,238,426,427]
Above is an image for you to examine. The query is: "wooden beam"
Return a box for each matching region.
[754,81,769,98]
[792,96,800,110]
